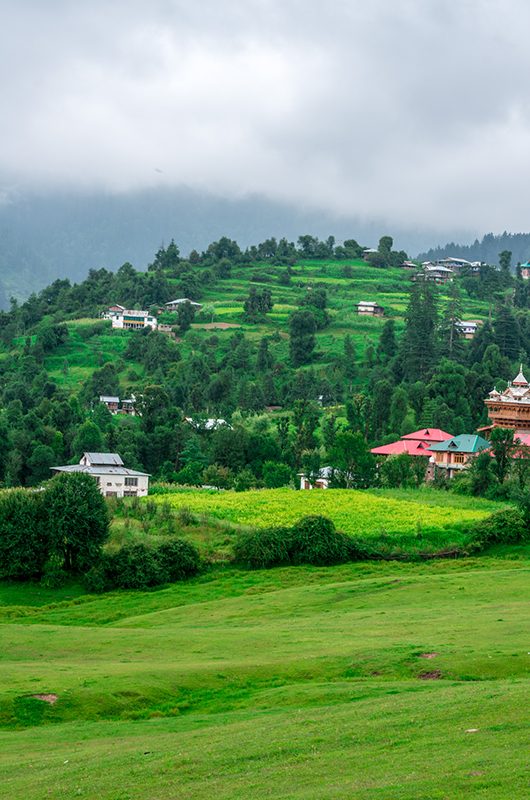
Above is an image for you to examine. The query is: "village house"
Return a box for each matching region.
[299,466,334,490]
[371,428,454,479]
[427,434,490,479]
[355,301,384,317]
[109,309,158,330]
[164,298,202,312]
[185,416,230,431]
[455,320,481,340]
[99,395,120,413]
[51,452,150,498]
[423,257,481,275]
[362,248,378,261]
[414,265,454,284]
[99,396,137,415]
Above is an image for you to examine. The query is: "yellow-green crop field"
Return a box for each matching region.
[157,488,498,537]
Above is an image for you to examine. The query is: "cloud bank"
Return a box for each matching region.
[1,0,530,232]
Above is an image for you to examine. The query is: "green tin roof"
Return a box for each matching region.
[428,434,490,453]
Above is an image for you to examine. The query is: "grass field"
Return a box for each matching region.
[152,487,507,556]
[0,555,528,798]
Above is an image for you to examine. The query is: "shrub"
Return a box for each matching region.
[156,539,200,581]
[289,515,352,566]
[83,560,112,594]
[0,489,48,579]
[40,554,68,589]
[471,509,528,548]
[106,543,166,589]
[233,526,292,569]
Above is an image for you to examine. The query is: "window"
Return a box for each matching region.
[124,491,137,497]
[125,477,138,487]
[454,454,465,464]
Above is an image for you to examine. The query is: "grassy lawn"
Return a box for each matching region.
[0,556,528,798]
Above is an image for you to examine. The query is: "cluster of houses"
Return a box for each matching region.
[99,395,137,416]
[103,299,202,331]
[301,367,530,488]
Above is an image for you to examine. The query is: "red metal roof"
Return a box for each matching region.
[400,428,453,442]
[371,439,436,457]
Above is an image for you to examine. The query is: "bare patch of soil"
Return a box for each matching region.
[32,693,58,704]
[418,670,442,680]
[419,652,438,659]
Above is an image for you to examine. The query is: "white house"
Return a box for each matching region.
[109,309,157,330]
[51,452,150,498]
[165,298,202,312]
[355,301,384,317]
[299,466,334,490]
[455,320,480,340]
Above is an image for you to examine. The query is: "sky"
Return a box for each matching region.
[1,0,530,235]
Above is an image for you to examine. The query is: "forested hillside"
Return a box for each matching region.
[420,231,530,268]
[0,232,527,491]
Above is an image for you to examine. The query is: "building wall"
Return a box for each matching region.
[111,314,157,330]
[94,472,149,498]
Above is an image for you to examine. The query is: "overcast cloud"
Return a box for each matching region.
[1,0,530,233]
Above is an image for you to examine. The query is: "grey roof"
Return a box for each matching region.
[84,452,124,466]
[99,395,120,403]
[51,465,150,477]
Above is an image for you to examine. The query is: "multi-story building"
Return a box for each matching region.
[51,452,149,497]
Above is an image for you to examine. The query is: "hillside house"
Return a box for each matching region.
[520,262,530,279]
[99,395,120,413]
[51,452,150,497]
[110,309,157,330]
[455,320,480,340]
[165,298,202,312]
[428,434,490,479]
[99,396,137,415]
[414,265,454,284]
[424,257,481,275]
[355,301,384,317]
[299,466,333,490]
[185,416,230,431]
[362,248,378,261]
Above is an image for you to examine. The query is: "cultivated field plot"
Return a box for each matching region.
[0,558,528,799]
[158,487,501,538]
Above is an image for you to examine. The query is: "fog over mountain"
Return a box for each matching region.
[2,1,530,303]
[0,187,475,306]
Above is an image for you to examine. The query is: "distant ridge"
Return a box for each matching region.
[418,231,530,268]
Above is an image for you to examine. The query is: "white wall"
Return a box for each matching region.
[94,472,149,498]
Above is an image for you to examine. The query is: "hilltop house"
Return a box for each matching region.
[520,262,530,280]
[165,298,202,312]
[51,452,149,497]
[362,248,378,261]
[355,301,384,317]
[428,434,490,479]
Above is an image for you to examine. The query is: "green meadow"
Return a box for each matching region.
[0,555,528,799]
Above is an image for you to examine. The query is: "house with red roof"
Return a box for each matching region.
[371,429,453,479]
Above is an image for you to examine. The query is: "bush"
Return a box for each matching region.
[471,509,529,548]
[83,559,112,593]
[289,515,353,566]
[233,526,292,569]
[156,539,200,581]
[40,554,69,588]
[0,489,48,579]
[106,543,166,589]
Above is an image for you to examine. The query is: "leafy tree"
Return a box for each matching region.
[490,427,515,484]
[262,461,292,488]
[45,472,110,572]
[329,431,376,488]
[72,420,105,456]
[0,489,48,578]
[176,300,196,333]
[289,310,317,366]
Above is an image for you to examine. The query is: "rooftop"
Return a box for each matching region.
[428,434,490,454]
